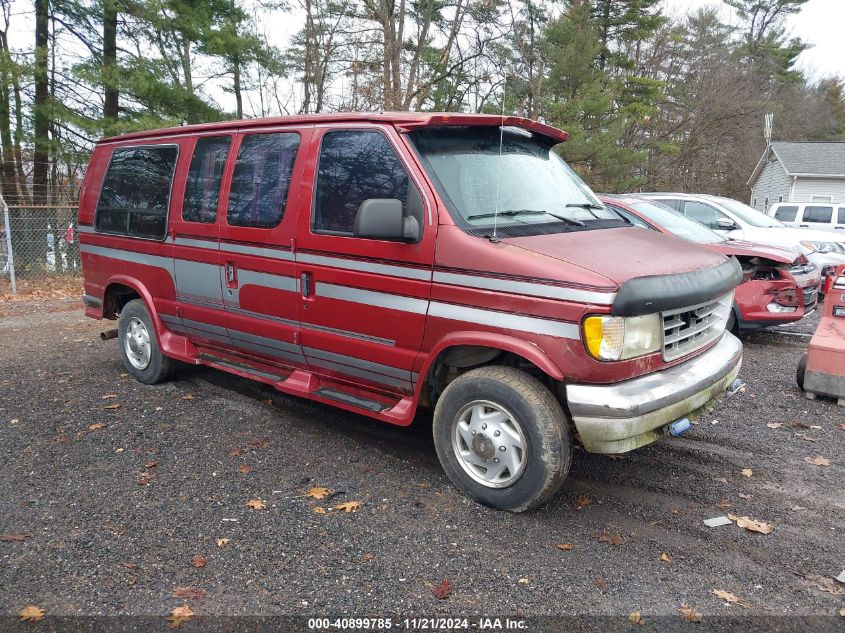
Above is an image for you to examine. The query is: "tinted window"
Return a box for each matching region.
[227,133,299,228]
[803,205,833,224]
[95,145,178,239]
[774,205,798,222]
[682,200,724,229]
[183,136,231,223]
[838,207,845,224]
[314,131,410,234]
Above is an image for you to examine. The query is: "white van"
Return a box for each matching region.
[768,202,845,234]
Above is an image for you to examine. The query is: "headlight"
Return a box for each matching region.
[801,241,845,254]
[583,313,662,361]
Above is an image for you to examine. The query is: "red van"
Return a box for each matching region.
[78,113,743,511]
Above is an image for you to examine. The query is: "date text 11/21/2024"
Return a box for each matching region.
[306,617,528,630]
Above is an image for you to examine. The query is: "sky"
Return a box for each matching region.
[663,0,845,79]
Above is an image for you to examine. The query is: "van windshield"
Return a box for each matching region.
[715,197,785,228]
[409,126,625,236]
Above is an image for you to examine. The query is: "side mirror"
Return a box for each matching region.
[353,198,420,242]
[715,218,738,231]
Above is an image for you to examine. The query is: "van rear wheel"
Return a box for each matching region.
[118,299,174,384]
[432,366,571,512]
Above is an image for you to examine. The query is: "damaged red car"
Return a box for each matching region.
[602,195,821,332]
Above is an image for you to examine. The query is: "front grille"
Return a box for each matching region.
[803,285,819,311]
[662,293,732,361]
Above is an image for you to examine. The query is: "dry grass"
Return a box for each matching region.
[0,275,82,302]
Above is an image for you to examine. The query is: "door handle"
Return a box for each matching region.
[225,262,237,287]
[301,272,312,297]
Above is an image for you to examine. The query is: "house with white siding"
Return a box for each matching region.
[746,141,845,212]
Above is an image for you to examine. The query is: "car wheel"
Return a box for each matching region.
[726,308,738,335]
[118,299,174,384]
[796,354,807,390]
[432,366,571,512]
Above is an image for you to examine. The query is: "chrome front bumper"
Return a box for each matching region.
[566,332,743,454]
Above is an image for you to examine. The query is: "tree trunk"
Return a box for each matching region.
[103,0,119,122]
[0,29,18,204]
[233,52,243,118]
[33,0,50,206]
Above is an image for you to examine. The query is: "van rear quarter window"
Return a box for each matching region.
[226,132,299,229]
[95,145,178,239]
[773,205,798,222]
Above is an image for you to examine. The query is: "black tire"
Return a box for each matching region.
[118,299,174,384]
[432,366,571,512]
[796,354,807,390]
[726,308,738,335]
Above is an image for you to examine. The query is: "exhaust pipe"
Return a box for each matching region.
[100,329,118,341]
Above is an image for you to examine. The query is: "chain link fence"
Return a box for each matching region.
[1,199,80,294]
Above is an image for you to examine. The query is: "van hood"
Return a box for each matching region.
[501,227,728,287]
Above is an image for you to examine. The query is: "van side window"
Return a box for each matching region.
[773,205,798,222]
[313,130,410,235]
[839,208,845,224]
[183,136,231,223]
[227,132,300,228]
[95,145,178,239]
[803,205,833,224]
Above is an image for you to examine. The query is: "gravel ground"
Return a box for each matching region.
[1,299,843,631]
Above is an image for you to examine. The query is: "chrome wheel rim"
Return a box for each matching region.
[124,317,151,370]
[452,400,528,488]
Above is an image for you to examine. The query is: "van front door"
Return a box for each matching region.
[217,128,311,371]
[296,126,435,396]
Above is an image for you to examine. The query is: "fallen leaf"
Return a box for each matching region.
[172,587,207,600]
[120,562,137,569]
[556,543,574,551]
[628,611,645,626]
[767,422,783,429]
[249,437,269,448]
[679,604,702,623]
[138,472,156,486]
[2,532,33,542]
[182,394,194,400]
[738,493,752,500]
[793,421,811,429]
[335,501,361,513]
[362,552,374,561]
[712,589,750,608]
[104,403,121,410]
[715,499,732,509]
[517,578,529,584]
[588,531,623,545]
[839,424,845,431]
[809,425,822,429]
[155,407,163,411]
[101,394,118,399]
[88,422,106,431]
[246,499,266,510]
[432,578,453,600]
[166,605,195,629]
[804,455,831,466]
[313,507,327,514]
[660,552,671,563]
[594,576,609,590]
[839,607,845,617]
[238,465,252,474]
[191,554,205,568]
[727,514,773,534]
[795,432,818,442]
[18,605,45,622]
[263,398,273,405]
[574,495,593,510]
[741,468,752,477]
[216,538,229,548]
[305,487,331,499]
[144,460,159,469]
[228,448,244,457]
[796,573,845,595]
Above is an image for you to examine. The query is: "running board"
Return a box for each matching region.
[198,353,286,383]
[313,387,389,413]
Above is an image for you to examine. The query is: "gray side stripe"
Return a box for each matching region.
[317,283,429,314]
[221,242,294,261]
[308,357,412,390]
[229,339,306,365]
[173,236,217,250]
[80,244,174,274]
[77,225,95,234]
[225,305,300,329]
[429,302,580,340]
[229,329,301,355]
[299,252,431,281]
[303,346,410,381]
[238,269,297,293]
[434,271,616,305]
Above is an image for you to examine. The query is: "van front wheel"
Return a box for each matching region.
[118,299,174,384]
[432,366,571,512]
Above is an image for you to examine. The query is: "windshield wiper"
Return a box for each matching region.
[566,202,605,210]
[468,209,585,226]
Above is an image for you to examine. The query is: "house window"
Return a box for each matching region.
[778,195,784,202]
[752,197,757,207]
[810,195,833,203]
[764,196,769,210]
